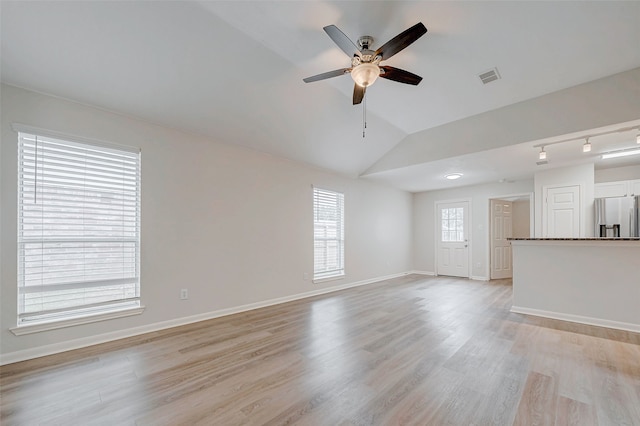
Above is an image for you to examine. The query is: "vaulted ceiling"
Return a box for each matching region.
[2,1,640,192]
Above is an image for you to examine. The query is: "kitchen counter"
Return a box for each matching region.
[509,238,640,332]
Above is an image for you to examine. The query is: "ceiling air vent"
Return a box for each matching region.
[478,67,501,85]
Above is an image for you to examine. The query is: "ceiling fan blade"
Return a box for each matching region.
[379,66,423,85]
[303,68,351,83]
[353,84,365,105]
[374,22,427,60]
[324,25,361,58]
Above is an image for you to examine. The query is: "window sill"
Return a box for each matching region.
[313,274,345,284]
[10,306,146,336]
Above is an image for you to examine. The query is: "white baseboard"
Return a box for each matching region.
[410,271,488,281]
[510,306,640,334]
[409,270,436,276]
[0,272,410,365]
[470,275,489,281]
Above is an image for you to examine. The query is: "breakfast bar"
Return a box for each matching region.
[509,238,640,332]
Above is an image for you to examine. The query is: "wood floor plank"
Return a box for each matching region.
[592,368,639,426]
[475,374,526,426]
[423,383,485,425]
[555,396,598,426]
[514,371,558,425]
[1,274,639,425]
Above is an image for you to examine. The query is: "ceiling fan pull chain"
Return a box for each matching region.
[363,92,367,138]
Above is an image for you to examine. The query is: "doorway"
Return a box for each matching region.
[436,200,470,278]
[489,194,532,280]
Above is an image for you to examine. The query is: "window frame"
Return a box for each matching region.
[11,124,144,335]
[313,186,345,283]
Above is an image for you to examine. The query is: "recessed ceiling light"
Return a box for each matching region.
[445,173,463,180]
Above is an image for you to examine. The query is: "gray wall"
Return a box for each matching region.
[1,84,413,362]
[412,180,534,279]
[595,165,640,183]
[512,200,531,238]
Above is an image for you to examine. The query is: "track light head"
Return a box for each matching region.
[539,147,547,160]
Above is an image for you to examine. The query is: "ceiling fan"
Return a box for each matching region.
[303,22,427,105]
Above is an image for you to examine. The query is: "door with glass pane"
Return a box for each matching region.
[437,201,469,277]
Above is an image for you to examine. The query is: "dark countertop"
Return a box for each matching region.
[508,237,640,241]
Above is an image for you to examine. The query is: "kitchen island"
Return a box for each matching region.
[509,238,640,332]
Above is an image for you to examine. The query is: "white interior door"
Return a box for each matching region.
[545,185,580,237]
[437,201,469,277]
[490,199,513,279]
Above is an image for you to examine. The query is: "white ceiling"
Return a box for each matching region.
[363,121,640,192]
[2,1,640,192]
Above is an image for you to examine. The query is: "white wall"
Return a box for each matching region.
[512,200,531,238]
[412,180,534,280]
[0,84,413,362]
[511,240,640,332]
[533,163,595,237]
[595,165,640,183]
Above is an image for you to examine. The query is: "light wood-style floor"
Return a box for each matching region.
[2,275,640,425]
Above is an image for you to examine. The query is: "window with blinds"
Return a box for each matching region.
[17,131,141,326]
[313,187,344,281]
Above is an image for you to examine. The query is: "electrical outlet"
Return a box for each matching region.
[180,289,188,300]
[303,272,309,281]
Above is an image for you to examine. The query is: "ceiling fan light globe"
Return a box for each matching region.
[351,63,380,87]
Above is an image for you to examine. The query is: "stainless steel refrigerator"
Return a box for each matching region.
[594,195,640,237]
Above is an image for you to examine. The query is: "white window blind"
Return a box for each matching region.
[17,131,141,326]
[313,187,344,280]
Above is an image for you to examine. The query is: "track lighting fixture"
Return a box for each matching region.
[533,124,640,162]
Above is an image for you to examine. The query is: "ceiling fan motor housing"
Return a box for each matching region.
[352,35,382,86]
[357,36,380,63]
[357,35,374,50]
